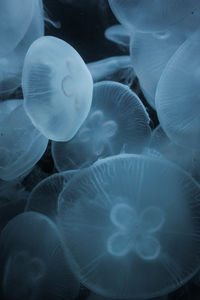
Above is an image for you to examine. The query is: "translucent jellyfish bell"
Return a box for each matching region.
[52,81,151,171]
[22,36,93,141]
[130,30,184,109]
[58,154,200,299]
[155,29,200,150]
[0,0,44,95]
[108,0,200,33]
[105,25,130,48]
[0,0,35,57]
[0,212,80,300]
[25,170,77,220]
[0,100,48,181]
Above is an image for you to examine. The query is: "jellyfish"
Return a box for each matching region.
[22,35,93,142]
[149,125,200,182]
[0,100,48,181]
[108,0,200,33]
[25,170,78,220]
[52,81,151,172]
[130,30,184,109]
[0,212,80,300]
[58,153,200,299]
[155,29,200,150]
[0,0,44,95]
[87,56,135,86]
[0,0,38,57]
[104,25,130,48]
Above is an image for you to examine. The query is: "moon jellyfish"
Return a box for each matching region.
[149,126,200,182]
[22,36,93,141]
[87,56,135,86]
[155,30,200,150]
[0,0,36,57]
[25,170,77,220]
[105,25,130,48]
[0,0,44,95]
[58,153,200,298]
[0,212,80,300]
[108,0,200,33]
[52,81,151,171]
[130,30,184,109]
[0,100,48,181]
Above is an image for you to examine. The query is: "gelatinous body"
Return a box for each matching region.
[0,212,80,300]
[25,170,77,220]
[108,0,200,33]
[0,0,35,57]
[52,81,151,171]
[0,100,48,181]
[130,31,184,108]
[156,30,200,149]
[105,25,130,48]
[22,36,93,141]
[0,0,44,95]
[58,154,200,298]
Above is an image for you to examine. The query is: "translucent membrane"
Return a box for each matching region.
[155,29,200,150]
[0,212,80,300]
[105,25,130,48]
[52,81,151,171]
[0,100,48,181]
[58,154,200,299]
[22,35,93,141]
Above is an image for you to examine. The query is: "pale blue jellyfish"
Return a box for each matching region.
[149,125,200,181]
[105,25,130,48]
[130,30,184,109]
[58,154,200,298]
[52,81,151,171]
[0,0,36,57]
[0,212,80,300]
[22,36,93,142]
[0,0,44,95]
[155,29,200,150]
[108,0,200,33]
[25,170,77,220]
[0,100,48,181]
[87,56,135,86]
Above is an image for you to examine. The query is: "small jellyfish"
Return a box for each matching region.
[87,56,135,86]
[149,125,200,182]
[108,0,200,33]
[25,170,78,220]
[0,0,44,95]
[22,36,93,141]
[0,212,80,300]
[58,154,200,299]
[0,100,48,181]
[0,0,35,57]
[104,25,130,48]
[155,29,200,150]
[130,30,184,109]
[52,81,151,172]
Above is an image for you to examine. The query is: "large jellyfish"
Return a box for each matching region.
[22,35,93,142]
[87,56,135,86]
[108,0,200,33]
[155,29,200,150]
[52,81,151,171]
[0,0,44,95]
[25,170,77,220]
[0,100,48,181]
[0,0,36,57]
[0,212,80,300]
[130,30,184,109]
[149,125,200,182]
[58,154,200,299]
